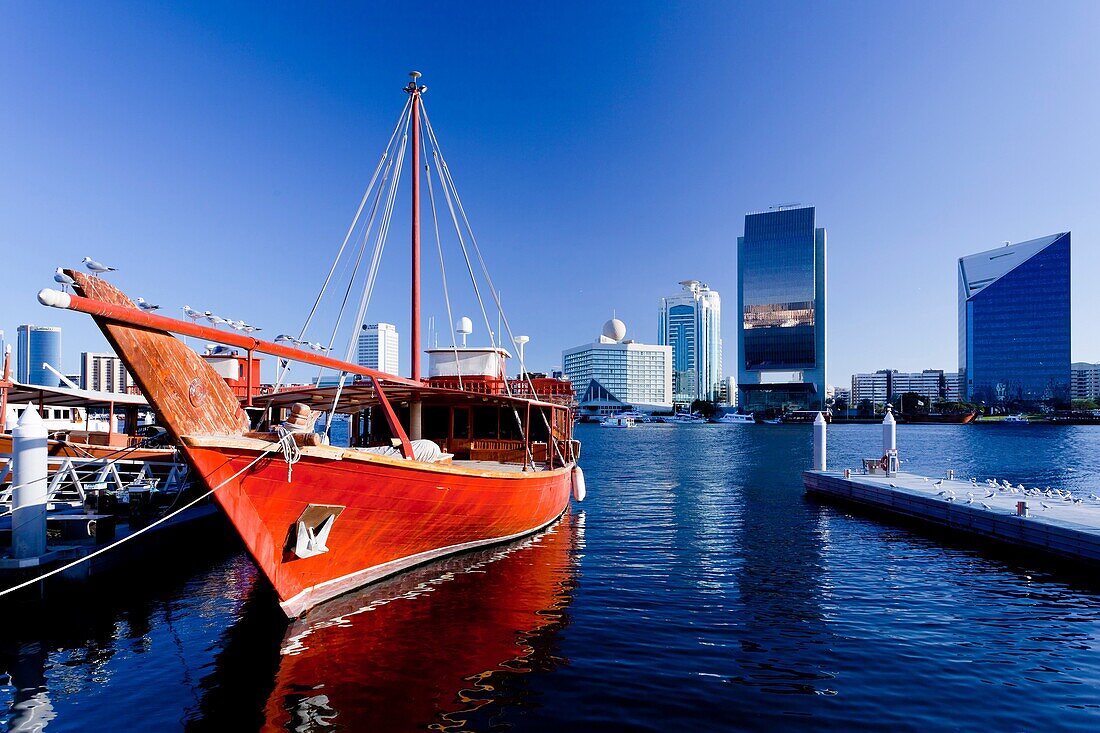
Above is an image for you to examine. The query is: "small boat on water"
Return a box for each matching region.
[659,412,705,425]
[1002,414,1029,423]
[717,412,755,424]
[41,73,583,618]
[600,415,636,428]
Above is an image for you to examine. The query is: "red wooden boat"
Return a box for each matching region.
[40,73,583,617]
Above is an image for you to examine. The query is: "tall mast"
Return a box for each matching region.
[405,71,424,382]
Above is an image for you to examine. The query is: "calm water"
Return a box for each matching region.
[2,423,1099,731]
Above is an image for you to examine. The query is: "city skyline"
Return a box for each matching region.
[3,4,1100,383]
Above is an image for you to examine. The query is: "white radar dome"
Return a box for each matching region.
[601,318,627,342]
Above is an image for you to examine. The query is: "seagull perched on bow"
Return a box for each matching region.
[308,342,331,353]
[135,297,160,311]
[274,334,296,343]
[183,305,203,322]
[204,312,228,327]
[53,267,75,291]
[226,320,246,331]
[82,256,116,275]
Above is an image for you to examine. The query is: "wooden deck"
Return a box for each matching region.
[803,470,1100,564]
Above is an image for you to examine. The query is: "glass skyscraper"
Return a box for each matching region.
[16,324,62,387]
[657,280,722,404]
[958,233,1070,406]
[737,205,826,411]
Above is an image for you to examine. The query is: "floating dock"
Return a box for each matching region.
[803,470,1100,564]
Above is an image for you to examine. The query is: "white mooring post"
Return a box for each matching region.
[12,404,48,559]
[882,405,898,476]
[813,411,827,471]
[882,405,897,455]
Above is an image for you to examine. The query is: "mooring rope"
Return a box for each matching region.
[0,439,290,600]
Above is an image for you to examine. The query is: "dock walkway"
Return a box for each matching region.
[803,470,1100,564]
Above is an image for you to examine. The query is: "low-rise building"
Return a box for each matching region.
[850,369,958,408]
[1071,362,1100,401]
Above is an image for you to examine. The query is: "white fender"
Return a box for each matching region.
[571,466,586,501]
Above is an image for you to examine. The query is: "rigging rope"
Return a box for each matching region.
[324,109,412,434]
[420,103,565,467]
[272,96,412,392]
[0,438,291,601]
[422,127,464,390]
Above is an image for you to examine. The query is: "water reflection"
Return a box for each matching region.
[260,511,582,732]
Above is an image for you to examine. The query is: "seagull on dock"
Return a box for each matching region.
[135,297,160,311]
[936,490,948,497]
[889,483,898,488]
[82,256,116,275]
[53,267,75,291]
[933,479,943,487]
[985,490,995,499]
[965,497,973,505]
[1041,502,1051,510]
[945,496,955,502]
[981,502,992,510]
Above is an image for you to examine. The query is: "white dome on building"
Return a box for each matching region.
[601,318,627,342]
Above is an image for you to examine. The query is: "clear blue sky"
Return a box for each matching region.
[2,1,1099,386]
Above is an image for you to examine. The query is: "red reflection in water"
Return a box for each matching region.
[262,510,582,732]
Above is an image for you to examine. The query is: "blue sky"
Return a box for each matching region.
[2,1,1099,386]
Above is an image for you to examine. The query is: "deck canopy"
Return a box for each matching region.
[3,379,148,410]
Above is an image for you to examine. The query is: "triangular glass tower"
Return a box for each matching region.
[958,233,1071,406]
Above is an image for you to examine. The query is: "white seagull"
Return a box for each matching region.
[308,342,331,353]
[135,297,160,311]
[933,479,943,487]
[53,267,76,291]
[82,256,116,275]
[274,334,296,343]
[204,312,228,327]
[183,305,203,322]
[980,502,992,510]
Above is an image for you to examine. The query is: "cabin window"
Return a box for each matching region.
[452,408,470,439]
[423,406,449,441]
[473,407,498,439]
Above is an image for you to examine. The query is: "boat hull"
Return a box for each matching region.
[184,440,573,617]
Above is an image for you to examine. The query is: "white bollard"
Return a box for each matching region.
[813,412,827,471]
[12,404,48,559]
[882,406,897,456]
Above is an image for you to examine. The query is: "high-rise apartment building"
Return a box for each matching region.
[16,325,62,386]
[357,322,400,375]
[958,233,1070,406]
[737,205,826,411]
[562,318,673,416]
[657,280,722,403]
[80,352,134,394]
